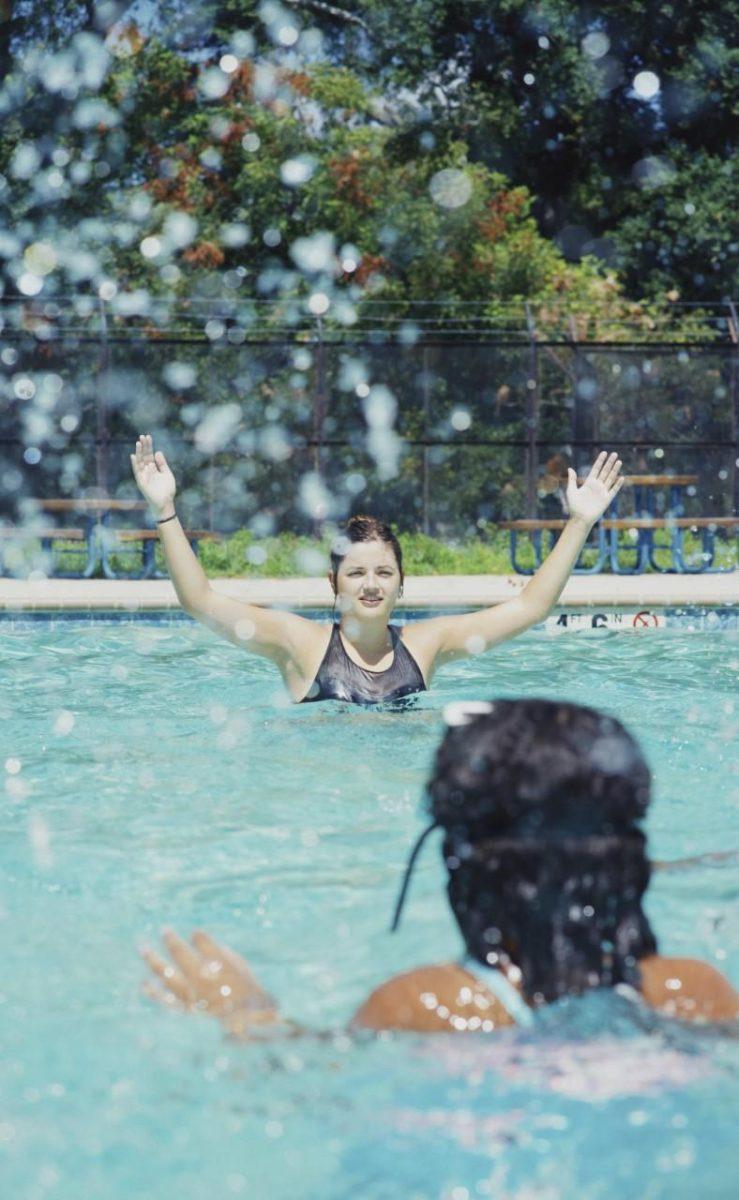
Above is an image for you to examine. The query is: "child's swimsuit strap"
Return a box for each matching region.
[463,958,536,1028]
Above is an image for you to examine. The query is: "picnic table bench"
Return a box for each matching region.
[499,475,736,573]
[0,498,220,579]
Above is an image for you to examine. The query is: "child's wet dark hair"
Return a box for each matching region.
[427,699,657,1005]
[330,515,404,593]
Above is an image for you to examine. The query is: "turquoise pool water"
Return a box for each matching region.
[1,618,737,1199]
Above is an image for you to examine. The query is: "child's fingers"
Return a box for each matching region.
[162,928,204,979]
[139,946,191,1001]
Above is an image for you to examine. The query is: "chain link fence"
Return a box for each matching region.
[1,300,737,538]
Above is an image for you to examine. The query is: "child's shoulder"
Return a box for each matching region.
[350,962,514,1033]
[639,955,738,1022]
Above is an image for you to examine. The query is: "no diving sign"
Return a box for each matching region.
[632,610,661,629]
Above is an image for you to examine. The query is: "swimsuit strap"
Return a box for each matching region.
[463,957,536,1028]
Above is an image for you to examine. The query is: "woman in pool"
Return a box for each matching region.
[141,699,737,1033]
[131,436,624,704]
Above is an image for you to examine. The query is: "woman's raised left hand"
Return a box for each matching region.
[565,452,624,527]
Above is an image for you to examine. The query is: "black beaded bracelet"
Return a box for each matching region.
[157,512,178,525]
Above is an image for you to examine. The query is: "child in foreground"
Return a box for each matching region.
[141,699,737,1035]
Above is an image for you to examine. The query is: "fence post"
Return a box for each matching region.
[728,301,739,517]
[524,304,539,519]
[422,343,430,535]
[96,296,110,496]
[207,456,215,532]
[311,314,328,535]
[569,316,599,470]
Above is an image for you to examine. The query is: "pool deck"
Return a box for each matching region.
[0,573,736,611]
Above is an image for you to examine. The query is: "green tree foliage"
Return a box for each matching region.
[208,0,737,302]
[2,10,704,342]
[0,4,734,543]
[3,1,735,306]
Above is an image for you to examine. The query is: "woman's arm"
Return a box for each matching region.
[130,434,208,612]
[405,452,624,673]
[130,435,323,672]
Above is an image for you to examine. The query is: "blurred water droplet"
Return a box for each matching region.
[199,67,230,100]
[280,156,316,186]
[29,812,53,870]
[451,409,472,431]
[581,32,610,59]
[429,168,472,209]
[291,231,335,273]
[632,157,676,189]
[10,143,41,179]
[194,404,241,453]
[24,243,57,275]
[18,273,44,296]
[307,291,330,315]
[139,236,161,259]
[296,547,327,573]
[633,71,660,100]
[299,472,333,519]
[163,212,198,249]
[53,710,75,736]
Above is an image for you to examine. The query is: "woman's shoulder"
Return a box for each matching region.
[639,955,738,1022]
[350,962,515,1032]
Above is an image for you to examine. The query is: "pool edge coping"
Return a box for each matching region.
[1,573,737,611]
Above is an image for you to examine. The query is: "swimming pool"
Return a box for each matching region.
[2,617,737,1199]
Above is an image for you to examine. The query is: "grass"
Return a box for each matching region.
[198,527,737,578]
[17,526,738,579]
[196,529,517,577]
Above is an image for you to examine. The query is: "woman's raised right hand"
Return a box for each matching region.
[130,433,177,517]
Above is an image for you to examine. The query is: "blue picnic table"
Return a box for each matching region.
[37,498,150,578]
[22,498,218,579]
[499,474,737,574]
[602,473,698,573]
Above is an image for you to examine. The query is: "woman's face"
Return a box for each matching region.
[332,539,402,623]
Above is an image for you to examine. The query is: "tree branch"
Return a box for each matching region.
[283,0,369,33]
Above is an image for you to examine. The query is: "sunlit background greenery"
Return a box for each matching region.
[1,1,737,564]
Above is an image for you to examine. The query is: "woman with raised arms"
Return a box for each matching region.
[131,435,623,704]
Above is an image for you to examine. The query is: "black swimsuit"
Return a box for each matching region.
[301,624,426,705]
